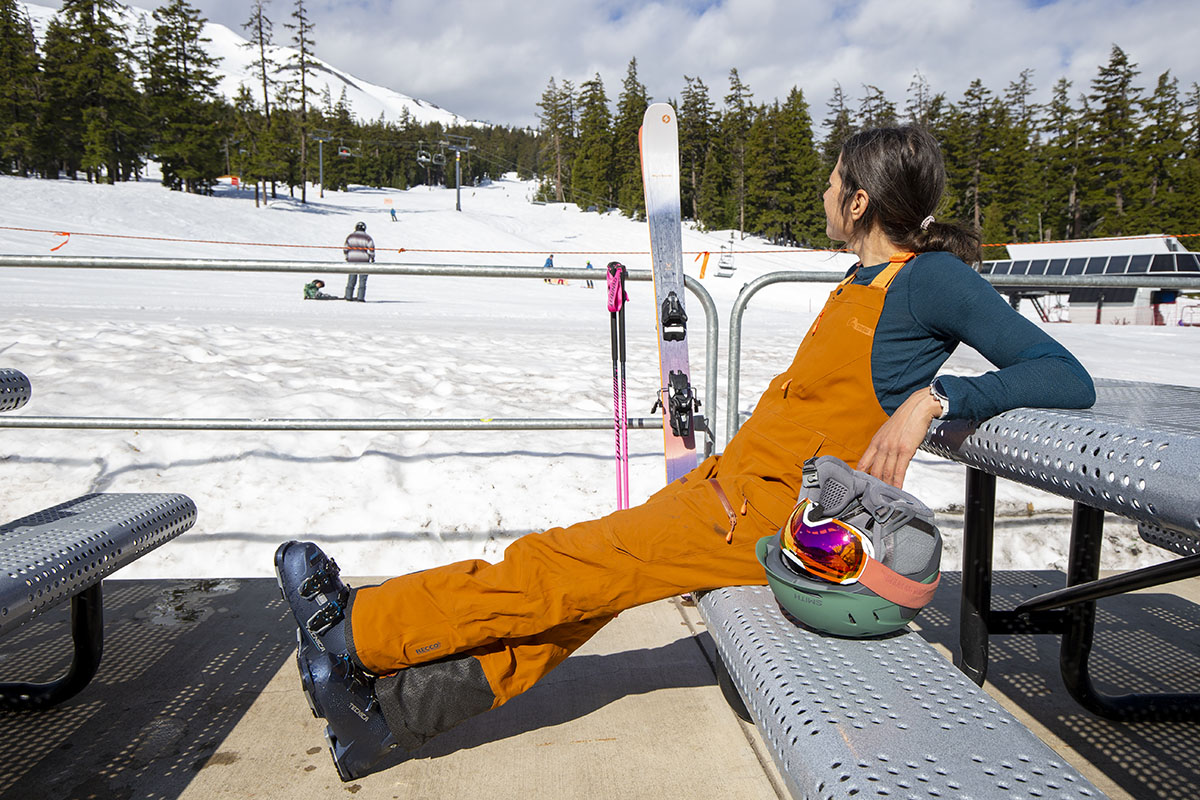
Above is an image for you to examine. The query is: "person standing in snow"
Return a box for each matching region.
[344,222,375,302]
[542,253,554,284]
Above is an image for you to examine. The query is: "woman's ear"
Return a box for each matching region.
[848,188,870,222]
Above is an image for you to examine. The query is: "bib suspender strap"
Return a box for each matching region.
[868,252,915,290]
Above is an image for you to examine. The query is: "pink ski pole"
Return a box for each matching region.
[607,261,630,509]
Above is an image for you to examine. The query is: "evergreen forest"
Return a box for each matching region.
[540,54,1200,255]
[2,0,1197,256]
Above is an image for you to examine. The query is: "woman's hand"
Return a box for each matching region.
[858,387,943,488]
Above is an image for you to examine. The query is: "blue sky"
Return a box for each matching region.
[39,0,1200,129]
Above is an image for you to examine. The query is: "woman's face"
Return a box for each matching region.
[823,155,851,242]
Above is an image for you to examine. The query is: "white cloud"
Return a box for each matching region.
[36,0,1200,128]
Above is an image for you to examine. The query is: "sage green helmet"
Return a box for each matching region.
[757,456,942,638]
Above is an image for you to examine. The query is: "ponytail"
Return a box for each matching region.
[903,218,982,266]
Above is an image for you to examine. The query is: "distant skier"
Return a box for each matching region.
[303,279,338,300]
[343,221,375,302]
[390,208,397,222]
[543,254,554,284]
[585,260,595,288]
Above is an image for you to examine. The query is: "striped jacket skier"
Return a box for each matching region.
[343,222,375,301]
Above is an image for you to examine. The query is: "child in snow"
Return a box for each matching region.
[303,279,337,300]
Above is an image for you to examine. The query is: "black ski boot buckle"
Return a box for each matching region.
[300,558,343,599]
[661,291,687,341]
[307,601,347,639]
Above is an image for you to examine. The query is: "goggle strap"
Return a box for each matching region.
[858,557,940,609]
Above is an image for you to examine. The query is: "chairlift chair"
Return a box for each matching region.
[716,234,736,277]
[432,149,447,166]
[338,146,352,158]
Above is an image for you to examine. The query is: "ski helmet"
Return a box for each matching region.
[355,221,367,232]
[757,455,942,638]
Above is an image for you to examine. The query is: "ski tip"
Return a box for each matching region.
[643,102,677,128]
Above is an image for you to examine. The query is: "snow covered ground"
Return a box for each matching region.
[0,171,1195,580]
[23,2,479,127]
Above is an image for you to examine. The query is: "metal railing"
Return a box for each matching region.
[724,270,1200,447]
[0,256,719,457]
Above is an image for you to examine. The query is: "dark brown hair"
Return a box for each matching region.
[837,126,981,265]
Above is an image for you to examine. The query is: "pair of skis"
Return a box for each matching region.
[607,102,699,509]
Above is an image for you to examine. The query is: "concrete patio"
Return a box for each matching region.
[0,570,1196,799]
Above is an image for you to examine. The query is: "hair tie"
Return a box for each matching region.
[920,215,935,232]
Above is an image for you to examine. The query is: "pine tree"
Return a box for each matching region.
[858,84,896,129]
[723,68,754,236]
[820,83,853,171]
[984,70,1041,250]
[536,77,575,202]
[42,0,144,183]
[230,84,262,203]
[679,75,715,222]
[0,0,40,175]
[285,0,317,202]
[146,0,224,193]
[905,70,945,128]
[1131,71,1187,234]
[1086,45,1142,236]
[940,79,999,232]
[744,103,784,241]
[613,57,648,217]
[242,0,275,122]
[697,133,731,230]
[778,87,825,247]
[1181,83,1200,247]
[570,73,613,211]
[1040,78,1088,239]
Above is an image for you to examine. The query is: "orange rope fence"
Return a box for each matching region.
[1,224,1196,257]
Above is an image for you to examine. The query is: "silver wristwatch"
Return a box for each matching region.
[929,378,950,419]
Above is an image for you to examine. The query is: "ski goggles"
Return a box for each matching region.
[779,498,876,585]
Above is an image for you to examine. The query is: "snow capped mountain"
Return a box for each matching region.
[21,1,484,128]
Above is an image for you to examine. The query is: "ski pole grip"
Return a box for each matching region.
[606,261,627,313]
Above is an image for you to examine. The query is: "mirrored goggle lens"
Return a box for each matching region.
[780,499,871,585]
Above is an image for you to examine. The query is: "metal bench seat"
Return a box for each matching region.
[0,493,196,710]
[699,585,1103,800]
[0,368,197,710]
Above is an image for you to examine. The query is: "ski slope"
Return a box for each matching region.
[0,170,1194,580]
[23,2,480,128]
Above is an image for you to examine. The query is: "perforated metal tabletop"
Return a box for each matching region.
[923,378,1200,548]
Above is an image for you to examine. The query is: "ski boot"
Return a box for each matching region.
[275,540,352,658]
[296,639,400,781]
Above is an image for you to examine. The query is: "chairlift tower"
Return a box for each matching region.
[311,129,333,198]
[440,134,474,212]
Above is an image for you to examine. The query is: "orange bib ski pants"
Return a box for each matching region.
[349,255,913,708]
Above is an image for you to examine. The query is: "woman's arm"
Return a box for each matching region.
[915,257,1095,420]
[860,254,1095,487]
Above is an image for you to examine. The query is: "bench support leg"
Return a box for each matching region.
[958,467,995,685]
[1061,503,1200,721]
[0,583,104,711]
